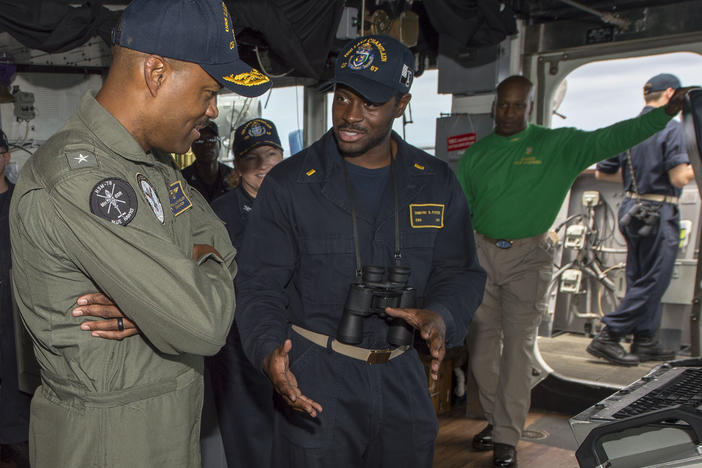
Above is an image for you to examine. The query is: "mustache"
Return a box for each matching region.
[336,124,367,133]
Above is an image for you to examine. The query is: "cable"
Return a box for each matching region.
[16,121,30,147]
[10,143,34,156]
[231,98,253,131]
[553,213,583,233]
[295,80,301,134]
[253,47,294,79]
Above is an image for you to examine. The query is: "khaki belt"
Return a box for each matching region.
[625,192,679,204]
[291,324,409,364]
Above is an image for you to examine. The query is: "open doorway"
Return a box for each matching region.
[539,51,702,387]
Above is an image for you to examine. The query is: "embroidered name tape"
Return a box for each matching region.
[410,204,445,229]
[169,180,192,216]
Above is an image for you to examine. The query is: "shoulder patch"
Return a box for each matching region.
[90,178,138,226]
[136,174,164,223]
[66,151,98,169]
[169,180,192,216]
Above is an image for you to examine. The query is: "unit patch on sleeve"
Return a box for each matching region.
[169,180,192,216]
[136,174,164,223]
[410,204,445,228]
[90,178,138,226]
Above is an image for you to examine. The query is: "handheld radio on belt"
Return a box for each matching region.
[619,149,662,236]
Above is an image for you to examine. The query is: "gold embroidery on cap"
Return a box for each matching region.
[306,169,316,176]
[414,163,424,170]
[223,69,271,86]
[222,2,229,32]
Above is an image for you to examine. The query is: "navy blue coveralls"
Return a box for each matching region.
[209,186,274,468]
[236,130,486,468]
[596,106,689,337]
[0,182,31,445]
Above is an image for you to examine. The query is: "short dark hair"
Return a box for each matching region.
[643,90,664,103]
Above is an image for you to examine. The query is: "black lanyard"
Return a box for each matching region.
[341,154,402,282]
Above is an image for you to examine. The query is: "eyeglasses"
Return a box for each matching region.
[192,137,220,145]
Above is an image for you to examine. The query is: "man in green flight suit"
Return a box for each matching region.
[9,0,271,467]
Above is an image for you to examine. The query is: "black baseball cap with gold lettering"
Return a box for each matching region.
[320,35,414,104]
[233,118,282,158]
[113,0,272,97]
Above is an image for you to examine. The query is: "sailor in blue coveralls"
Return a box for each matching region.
[209,118,284,468]
[0,129,30,468]
[235,35,486,467]
[588,73,694,366]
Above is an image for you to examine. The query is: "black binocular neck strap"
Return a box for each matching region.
[341,159,364,281]
[341,155,402,281]
[625,149,643,205]
[390,156,402,263]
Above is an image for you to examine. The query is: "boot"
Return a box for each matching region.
[586,327,640,366]
[631,335,675,362]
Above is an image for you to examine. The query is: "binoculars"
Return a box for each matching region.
[620,202,661,236]
[336,265,416,347]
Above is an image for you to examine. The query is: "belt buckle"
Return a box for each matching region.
[495,239,512,249]
[367,349,392,364]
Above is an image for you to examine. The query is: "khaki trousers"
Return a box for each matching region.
[467,232,554,446]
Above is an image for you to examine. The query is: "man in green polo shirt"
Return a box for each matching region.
[456,75,691,468]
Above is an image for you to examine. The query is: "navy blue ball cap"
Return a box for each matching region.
[202,120,219,136]
[233,118,282,158]
[0,129,7,151]
[644,73,681,94]
[320,35,414,104]
[114,0,272,98]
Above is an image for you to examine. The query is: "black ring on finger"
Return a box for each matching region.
[116,317,124,332]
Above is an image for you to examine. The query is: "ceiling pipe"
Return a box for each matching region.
[557,0,630,30]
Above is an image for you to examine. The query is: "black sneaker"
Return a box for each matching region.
[586,327,640,366]
[631,336,676,362]
[472,424,493,451]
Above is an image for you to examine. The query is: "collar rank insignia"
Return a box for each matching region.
[136,174,164,223]
[169,180,192,216]
[90,178,138,226]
